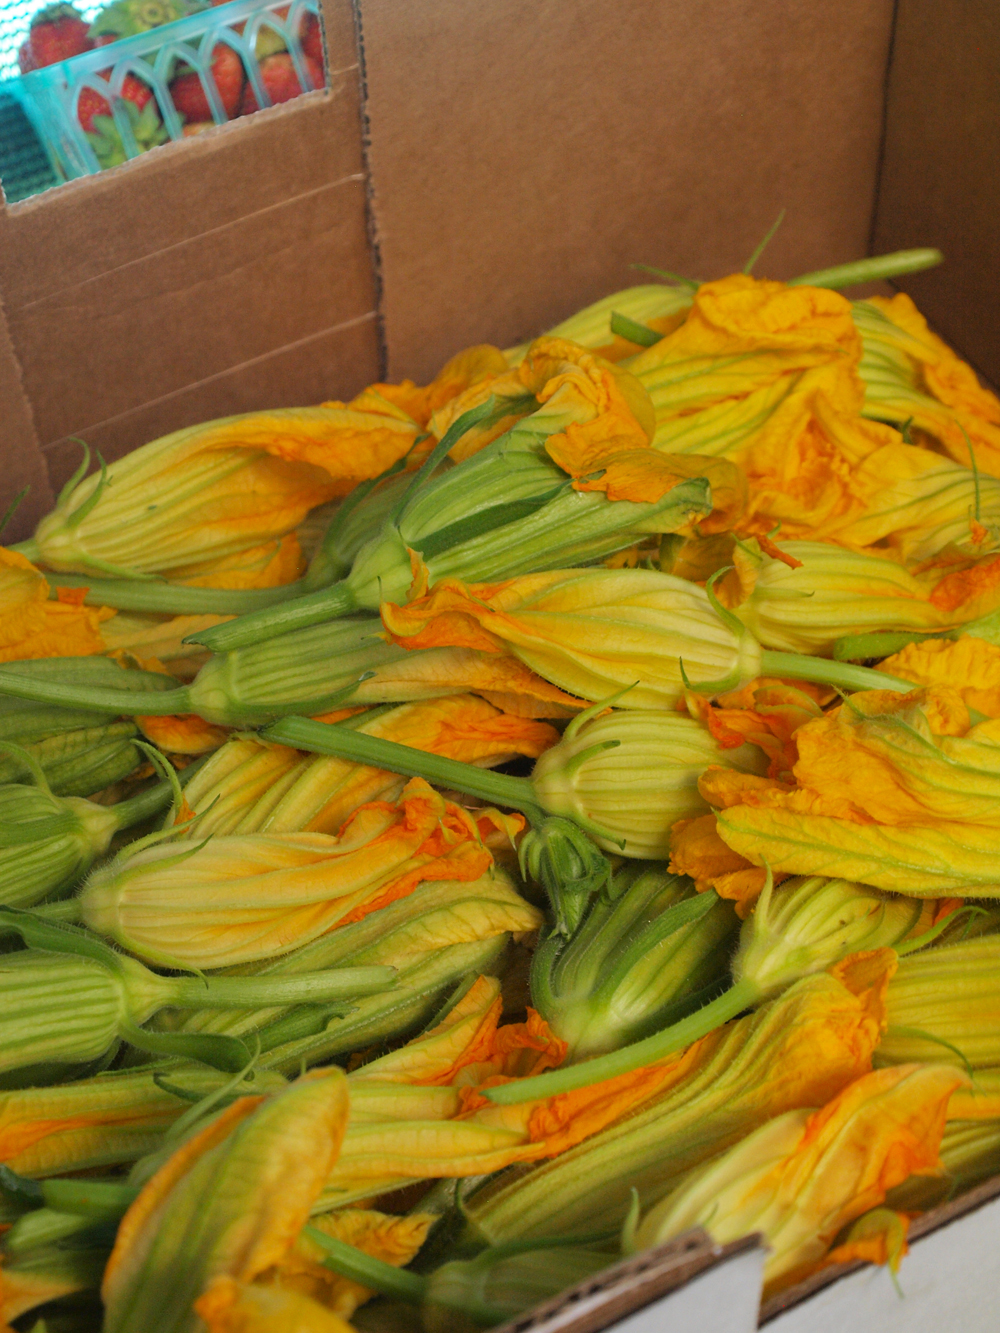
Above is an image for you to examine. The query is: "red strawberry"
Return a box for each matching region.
[239,52,321,114]
[20,3,93,71]
[77,72,153,133]
[300,12,323,66]
[17,39,38,73]
[170,45,245,121]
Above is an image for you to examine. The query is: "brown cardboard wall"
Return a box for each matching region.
[358,0,897,383]
[0,298,54,542]
[0,0,377,512]
[873,0,1000,385]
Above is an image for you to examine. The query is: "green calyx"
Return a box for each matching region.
[518,817,612,937]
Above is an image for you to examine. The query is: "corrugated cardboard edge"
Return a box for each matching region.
[0,278,54,542]
[487,1230,760,1333]
[758,1170,1000,1323]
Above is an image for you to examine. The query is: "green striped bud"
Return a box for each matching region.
[531,865,739,1060]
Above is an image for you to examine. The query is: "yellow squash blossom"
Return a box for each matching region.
[0,1067,286,1179]
[429,336,655,464]
[463,956,893,1242]
[102,1070,350,1333]
[182,697,557,838]
[636,1064,963,1296]
[0,546,112,662]
[318,979,567,1205]
[822,1206,910,1276]
[382,566,764,708]
[628,274,863,448]
[855,292,1000,476]
[100,612,221,681]
[879,636,1000,719]
[708,686,1000,894]
[80,778,521,969]
[195,1277,357,1332]
[168,532,306,590]
[27,406,427,580]
[724,539,949,655]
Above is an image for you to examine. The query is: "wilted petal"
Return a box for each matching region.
[195,1276,357,1332]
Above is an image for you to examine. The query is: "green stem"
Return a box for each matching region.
[484,977,761,1105]
[9,538,40,561]
[44,573,300,615]
[168,967,397,1009]
[0,670,191,718]
[303,1225,428,1303]
[263,717,543,819]
[185,580,359,653]
[109,778,178,831]
[31,899,83,923]
[789,248,943,290]
[41,1177,139,1218]
[759,650,915,694]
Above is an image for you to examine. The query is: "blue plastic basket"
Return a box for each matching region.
[9,0,323,183]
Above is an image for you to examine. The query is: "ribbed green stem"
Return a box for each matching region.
[45,573,302,615]
[9,538,40,561]
[759,650,914,694]
[263,717,543,819]
[0,670,191,717]
[187,581,360,653]
[485,977,761,1105]
[168,967,397,1009]
[303,1225,427,1303]
[109,779,177,831]
[32,899,84,922]
[790,248,943,289]
[41,1176,139,1218]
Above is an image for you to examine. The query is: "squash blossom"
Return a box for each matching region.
[723,539,950,656]
[169,873,541,1078]
[528,705,768,859]
[0,910,394,1082]
[888,1117,1000,1213]
[878,934,1000,1071]
[196,1278,356,1332]
[626,274,863,451]
[0,1065,286,1179]
[378,566,912,707]
[101,1068,351,1333]
[462,955,893,1242]
[188,353,730,654]
[878,636,1000,720]
[0,546,112,663]
[854,293,1000,477]
[80,777,520,970]
[482,875,925,1106]
[0,612,582,727]
[530,862,739,1060]
[710,684,1000,895]
[16,406,426,584]
[181,697,557,838]
[636,1063,964,1296]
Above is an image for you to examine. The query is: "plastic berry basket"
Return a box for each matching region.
[9,0,323,182]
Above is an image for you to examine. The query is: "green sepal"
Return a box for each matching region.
[518,816,613,937]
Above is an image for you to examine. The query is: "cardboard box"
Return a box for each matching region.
[1,0,999,1325]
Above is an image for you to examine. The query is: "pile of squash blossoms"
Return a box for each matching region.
[3,247,1000,1332]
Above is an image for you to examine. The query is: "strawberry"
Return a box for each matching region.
[19,4,93,72]
[77,72,153,133]
[239,52,322,114]
[170,44,245,120]
[300,12,323,66]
